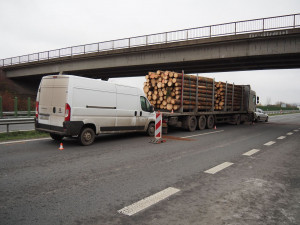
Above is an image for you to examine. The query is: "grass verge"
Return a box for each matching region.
[0,130,49,142]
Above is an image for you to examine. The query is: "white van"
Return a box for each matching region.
[35,75,155,145]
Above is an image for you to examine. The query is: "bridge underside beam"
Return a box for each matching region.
[64,53,300,78]
[3,28,300,80]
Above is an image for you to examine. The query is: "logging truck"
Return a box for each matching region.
[35,75,155,145]
[144,71,258,133]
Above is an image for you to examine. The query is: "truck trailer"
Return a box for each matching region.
[143,71,258,133]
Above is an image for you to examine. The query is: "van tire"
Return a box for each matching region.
[79,127,95,146]
[147,122,155,136]
[50,133,64,141]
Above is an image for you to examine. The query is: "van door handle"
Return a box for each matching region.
[140,111,142,116]
[134,111,137,116]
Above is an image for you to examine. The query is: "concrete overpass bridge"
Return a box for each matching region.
[1,13,300,89]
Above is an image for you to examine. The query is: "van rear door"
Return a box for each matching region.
[38,76,69,128]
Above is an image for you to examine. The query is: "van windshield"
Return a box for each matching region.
[140,96,151,112]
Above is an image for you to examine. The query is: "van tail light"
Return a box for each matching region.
[35,101,39,119]
[65,103,71,121]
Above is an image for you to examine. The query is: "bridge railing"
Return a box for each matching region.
[1,13,300,67]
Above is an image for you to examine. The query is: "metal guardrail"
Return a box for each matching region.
[266,110,300,115]
[0,117,35,133]
[1,13,299,67]
[1,111,35,118]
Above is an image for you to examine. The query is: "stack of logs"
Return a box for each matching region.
[143,70,243,112]
[215,82,243,111]
[143,70,215,111]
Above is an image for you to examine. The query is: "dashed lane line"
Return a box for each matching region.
[277,136,286,140]
[204,162,234,174]
[118,187,180,216]
[182,130,224,138]
[286,132,293,135]
[294,129,299,132]
[243,149,260,156]
[264,141,276,146]
[0,138,51,145]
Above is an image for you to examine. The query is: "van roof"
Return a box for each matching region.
[42,74,145,95]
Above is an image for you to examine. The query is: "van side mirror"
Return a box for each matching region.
[150,105,154,113]
[257,96,259,104]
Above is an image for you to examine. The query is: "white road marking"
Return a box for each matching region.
[0,138,51,145]
[277,136,286,140]
[294,129,299,132]
[182,130,224,138]
[18,129,35,132]
[204,162,233,174]
[243,149,260,156]
[118,187,180,216]
[0,129,35,133]
[0,129,35,134]
[286,132,293,135]
[264,141,276,146]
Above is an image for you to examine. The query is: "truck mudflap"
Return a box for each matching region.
[35,120,84,136]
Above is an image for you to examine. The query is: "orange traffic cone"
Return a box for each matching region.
[59,143,64,150]
[214,125,217,130]
[171,109,174,114]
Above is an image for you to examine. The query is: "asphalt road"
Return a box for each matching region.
[0,114,299,225]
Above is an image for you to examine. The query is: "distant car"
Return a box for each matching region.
[255,108,269,122]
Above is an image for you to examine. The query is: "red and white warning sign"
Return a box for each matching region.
[155,111,162,139]
[150,111,165,144]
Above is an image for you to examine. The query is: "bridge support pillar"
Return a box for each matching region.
[0,69,6,81]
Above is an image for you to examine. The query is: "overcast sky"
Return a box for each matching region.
[0,0,299,105]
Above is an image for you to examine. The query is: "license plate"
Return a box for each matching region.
[40,115,49,120]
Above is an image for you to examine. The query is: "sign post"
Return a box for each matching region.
[150,111,166,144]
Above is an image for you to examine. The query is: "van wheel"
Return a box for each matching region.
[79,127,95,146]
[50,133,63,141]
[147,122,155,136]
[206,115,214,129]
[198,115,206,130]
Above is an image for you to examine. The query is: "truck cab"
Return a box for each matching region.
[249,90,257,113]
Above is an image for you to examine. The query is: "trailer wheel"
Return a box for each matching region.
[198,115,206,130]
[50,133,63,141]
[147,122,155,136]
[206,115,214,129]
[183,116,197,132]
[79,127,95,146]
[235,114,241,125]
